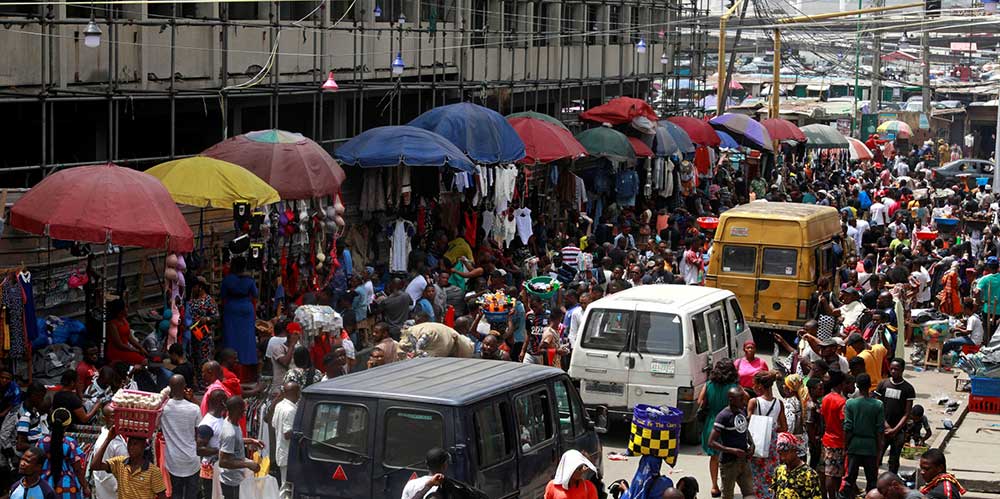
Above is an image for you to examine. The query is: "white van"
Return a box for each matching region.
[567,285,752,441]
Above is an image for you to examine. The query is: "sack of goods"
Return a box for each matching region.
[628,404,682,465]
[399,323,475,359]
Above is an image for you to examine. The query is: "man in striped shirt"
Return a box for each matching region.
[15,382,47,455]
[560,240,582,270]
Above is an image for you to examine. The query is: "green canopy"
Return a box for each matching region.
[575,126,636,164]
[506,111,568,130]
[799,124,849,149]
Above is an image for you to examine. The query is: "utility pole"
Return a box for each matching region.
[922,17,931,116]
[870,0,883,115]
[716,0,748,114]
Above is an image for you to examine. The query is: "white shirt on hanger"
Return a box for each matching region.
[514,208,533,245]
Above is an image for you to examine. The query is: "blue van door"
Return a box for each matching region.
[288,397,376,499]
[371,404,453,499]
[512,386,560,497]
[553,377,603,467]
[468,396,519,498]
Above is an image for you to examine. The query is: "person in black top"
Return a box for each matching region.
[167,343,196,389]
[874,358,915,475]
[52,370,102,424]
[708,386,754,499]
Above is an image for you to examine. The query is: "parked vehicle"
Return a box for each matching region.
[567,284,751,443]
[286,358,603,499]
[705,202,840,331]
[930,159,994,188]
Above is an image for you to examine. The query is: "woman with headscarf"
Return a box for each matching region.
[734,340,768,398]
[40,407,90,499]
[771,433,821,499]
[545,449,598,499]
[698,360,739,498]
[778,375,810,460]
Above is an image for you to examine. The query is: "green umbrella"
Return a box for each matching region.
[506,111,568,130]
[799,124,849,149]
[575,126,636,164]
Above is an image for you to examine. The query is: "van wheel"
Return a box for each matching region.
[681,419,701,446]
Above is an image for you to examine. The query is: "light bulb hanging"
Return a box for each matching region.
[660,52,668,65]
[397,13,406,25]
[392,52,405,75]
[83,19,102,48]
[373,4,381,17]
[321,71,339,91]
[636,38,647,54]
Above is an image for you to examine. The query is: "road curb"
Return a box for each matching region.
[937,397,1000,493]
[935,398,968,452]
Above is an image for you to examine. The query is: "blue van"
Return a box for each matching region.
[285,358,603,499]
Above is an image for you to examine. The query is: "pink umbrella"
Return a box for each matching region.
[847,138,873,161]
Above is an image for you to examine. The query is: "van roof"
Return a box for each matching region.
[302,357,564,406]
[720,201,836,221]
[714,201,840,246]
[590,284,734,311]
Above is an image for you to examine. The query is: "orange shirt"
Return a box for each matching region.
[544,480,598,499]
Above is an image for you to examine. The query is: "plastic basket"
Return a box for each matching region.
[969,394,1000,415]
[524,276,560,300]
[915,230,938,241]
[628,405,682,465]
[971,377,1000,398]
[111,390,166,438]
[697,217,719,230]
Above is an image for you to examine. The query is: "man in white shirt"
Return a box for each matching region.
[850,217,869,253]
[196,390,227,499]
[88,406,127,499]
[161,375,203,499]
[401,448,449,499]
[219,396,262,499]
[271,382,300,485]
[265,322,301,393]
[869,201,889,227]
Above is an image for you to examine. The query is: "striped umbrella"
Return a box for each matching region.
[847,138,873,161]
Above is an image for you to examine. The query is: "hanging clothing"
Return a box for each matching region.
[694,146,711,175]
[574,175,589,213]
[616,169,640,208]
[494,166,517,214]
[482,211,496,243]
[514,208,534,245]
[18,273,37,346]
[389,220,414,274]
[464,212,478,249]
[360,170,386,214]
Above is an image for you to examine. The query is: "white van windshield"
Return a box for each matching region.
[581,309,683,355]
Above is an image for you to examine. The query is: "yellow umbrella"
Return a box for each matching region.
[146,156,280,208]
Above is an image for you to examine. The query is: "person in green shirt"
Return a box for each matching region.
[975,258,1000,331]
[842,373,884,499]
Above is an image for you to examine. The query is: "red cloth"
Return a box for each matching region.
[820,392,847,448]
[694,147,711,175]
[106,318,147,365]
[579,96,658,125]
[464,212,478,249]
[221,368,243,396]
[76,361,97,385]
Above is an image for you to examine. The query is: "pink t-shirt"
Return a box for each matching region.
[734,357,768,389]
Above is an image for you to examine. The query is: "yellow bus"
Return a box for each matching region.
[705,202,842,331]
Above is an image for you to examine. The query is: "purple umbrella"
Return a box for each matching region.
[708,113,773,152]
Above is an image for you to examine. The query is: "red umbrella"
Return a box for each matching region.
[9,163,194,252]
[202,129,346,200]
[580,97,659,125]
[628,137,655,158]
[667,117,722,147]
[761,118,807,143]
[507,117,588,165]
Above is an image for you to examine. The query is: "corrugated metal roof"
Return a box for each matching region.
[303,358,564,406]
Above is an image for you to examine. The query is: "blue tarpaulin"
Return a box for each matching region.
[334,126,475,172]
[408,102,526,164]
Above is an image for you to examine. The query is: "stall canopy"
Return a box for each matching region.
[507,117,588,165]
[716,130,740,150]
[202,129,346,200]
[876,120,913,139]
[761,118,807,143]
[506,111,568,130]
[800,124,849,148]
[709,113,773,151]
[333,126,475,172]
[667,116,722,147]
[9,163,194,252]
[652,126,680,157]
[575,126,637,164]
[580,96,659,125]
[847,137,874,160]
[628,137,655,158]
[658,120,696,154]
[146,156,281,208]
[408,102,526,164]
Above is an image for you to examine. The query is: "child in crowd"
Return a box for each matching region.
[905,404,932,446]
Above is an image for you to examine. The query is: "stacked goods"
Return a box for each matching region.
[110,389,167,438]
[477,290,517,320]
[525,276,560,299]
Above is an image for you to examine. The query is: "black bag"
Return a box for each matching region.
[228,234,250,255]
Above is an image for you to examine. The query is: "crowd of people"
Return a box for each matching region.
[0,134,994,499]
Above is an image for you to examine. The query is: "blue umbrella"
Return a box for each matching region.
[658,120,696,155]
[652,126,679,157]
[334,126,475,172]
[408,102,526,164]
[716,130,741,150]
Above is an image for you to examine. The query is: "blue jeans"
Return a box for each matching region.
[942,336,974,355]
